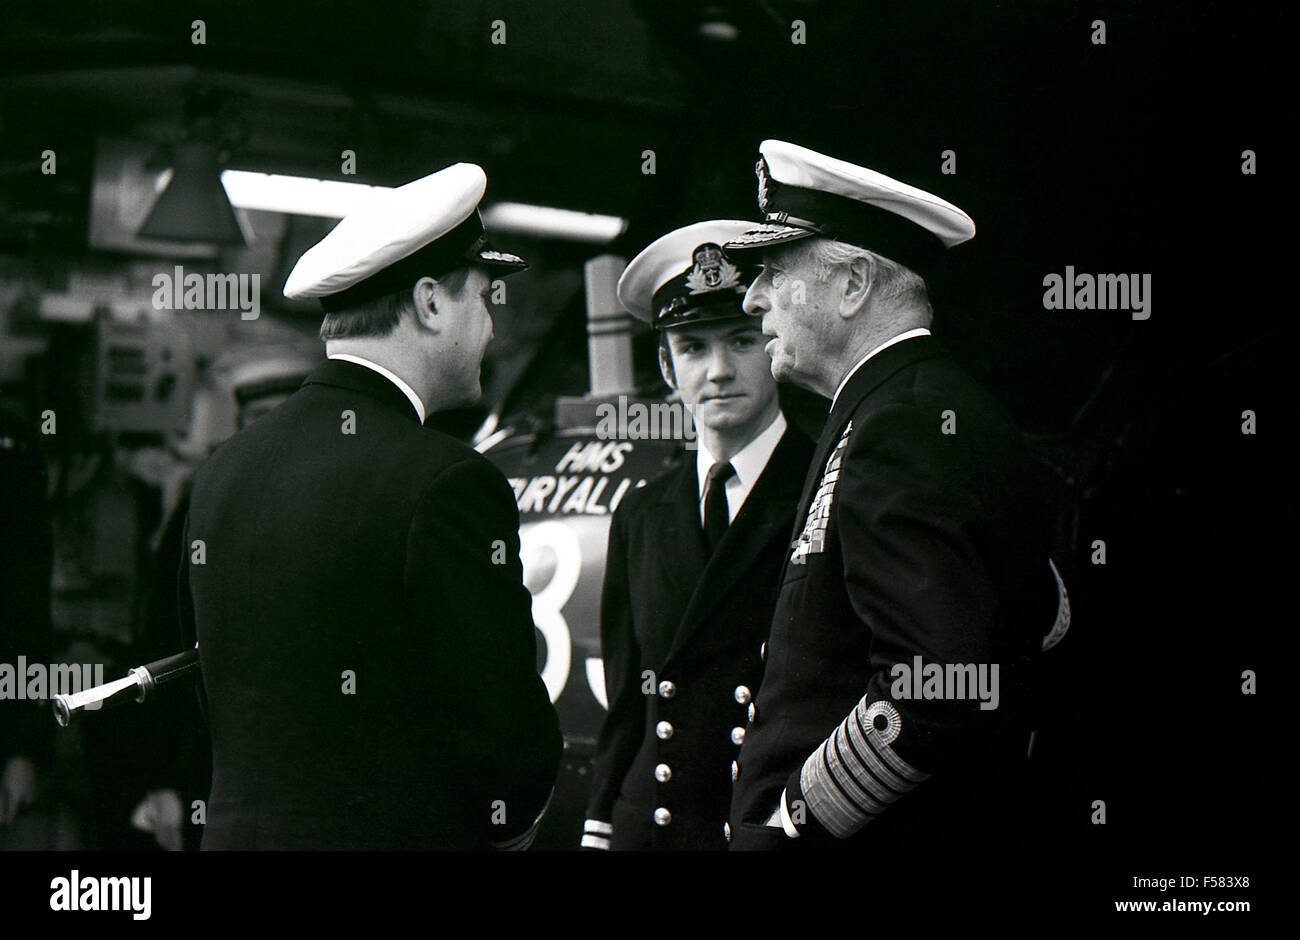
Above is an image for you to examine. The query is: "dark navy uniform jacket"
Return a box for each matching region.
[183,359,561,849]
[586,425,812,850]
[729,336,1060,851]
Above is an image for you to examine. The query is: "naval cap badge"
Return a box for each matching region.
[684,242,741,295]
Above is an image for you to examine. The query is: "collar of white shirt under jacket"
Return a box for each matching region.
[302,358,425,425]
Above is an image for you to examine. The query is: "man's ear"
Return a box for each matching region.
[839,254,877,320]
[658,341,678,391]
[411,276,439,330]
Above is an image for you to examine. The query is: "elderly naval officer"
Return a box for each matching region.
[581,221,812,851]
[723,141,1067,850]
[181,163,562,850]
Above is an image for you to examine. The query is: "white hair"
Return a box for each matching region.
[802,238,930,319]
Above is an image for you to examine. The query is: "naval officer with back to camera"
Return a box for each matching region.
[181,163,562,850]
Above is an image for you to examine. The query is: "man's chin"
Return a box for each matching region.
[696,412,742,432]
[697,402,763,433]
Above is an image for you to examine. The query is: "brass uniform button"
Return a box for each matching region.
[654,807,672,826]
[658,680,677,698]
[730,726,746,746]
[656,721,674,740]
[734,685,752,705]
[654,763,672,783]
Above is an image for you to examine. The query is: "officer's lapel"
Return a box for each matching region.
[788,417,845,553]
[787,335,945,547]
[654,458,711,615]
[667,429,808,658]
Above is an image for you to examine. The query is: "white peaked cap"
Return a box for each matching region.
[618,220,759,327]
[726,140,975,274]
[283,163,525,306]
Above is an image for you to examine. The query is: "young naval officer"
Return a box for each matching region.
[182,163,562,850]
[581,221,813,851]
[723,142,1067,851]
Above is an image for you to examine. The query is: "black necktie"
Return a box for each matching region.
[703,461,736,552]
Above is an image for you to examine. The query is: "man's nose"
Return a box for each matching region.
[742,280,767,317]
[707,345,737,381]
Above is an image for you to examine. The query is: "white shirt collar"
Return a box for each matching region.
[830,328,931,411]
[327,353,426,424]
[696,411,787,522]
